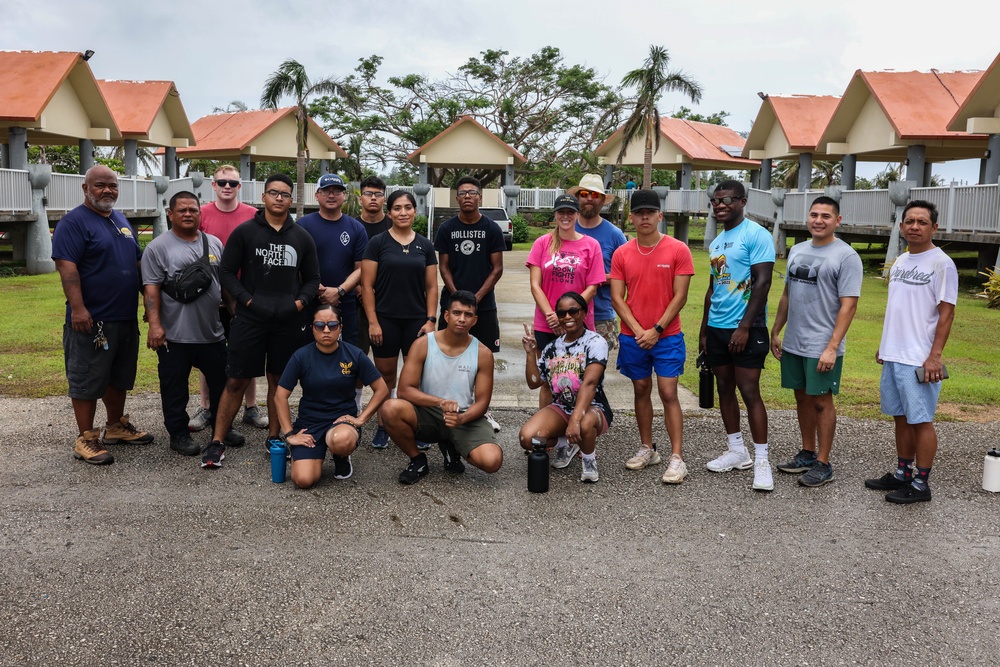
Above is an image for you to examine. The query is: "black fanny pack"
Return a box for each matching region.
[163,234,213,303]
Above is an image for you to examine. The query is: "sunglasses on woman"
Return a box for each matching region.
[555,307,583,318]
[312,320,341,331]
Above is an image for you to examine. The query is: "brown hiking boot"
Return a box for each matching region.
[73,429,115,465]
[102,414,154,445]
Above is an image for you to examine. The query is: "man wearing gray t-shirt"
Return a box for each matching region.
[769,196,863,487]
[142,192,244,460]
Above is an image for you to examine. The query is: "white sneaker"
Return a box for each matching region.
[625,446,661,470]
[484,411,501,433]
[706,448,753,472]
[188,408,211,432]
[752,458,774,491]
[552,443,580,469]
[661,454,688,484]
[580,457,599,482]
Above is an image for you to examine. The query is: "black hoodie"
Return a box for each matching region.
[219,210,320,323]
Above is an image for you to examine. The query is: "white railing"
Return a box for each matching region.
[911,184,1000,233]
[45,174,157,214]
[665,189,709,215]
[747,188,776,222]
[839,189,893,227]
[0,168,32,212]
[45,173,85,213]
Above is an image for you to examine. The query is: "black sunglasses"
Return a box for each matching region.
[215,179,240,188]
[555,307,584,318]
[709,196,743,206]
[312,320,341,331]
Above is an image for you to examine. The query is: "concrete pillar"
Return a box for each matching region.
[906,145,926,187]
[980,158,988,185]
[703,184,718,249]
[771,188,787,258]
[123,139,138,176]
[249,162,257,180]
[7,127,28,170]
[652,186,670,234]
[923,162,933,188]
[750,169,760,190]
[319,159,329,176]
[841,154,857,190]
[603,164,613,190]
[674,215,690,244]
[679,162,692,191]
[415,160,431,220]
[26,165,55,275]
[190,172,206,202]
[985,135,1000,185]
[153,176,170,239]
[502,185,520,219]
[163,147,177,179]
[79,139,95,174]
[797,152,813,192]
[0,142,8,169]
[885,180,915,274]
[240,154,251,180]
[760,158,772,191]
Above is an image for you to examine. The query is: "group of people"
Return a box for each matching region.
[52,167,956,503]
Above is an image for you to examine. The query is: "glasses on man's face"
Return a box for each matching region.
[709,196,742,206]
[267,190,293,201]
[319,188,345,197]
[577,190,603,199]
[361,191,385,199]
[555,306,583,318]
[215,179,240,188]
[456,190,481,199]
[312,320,341,332]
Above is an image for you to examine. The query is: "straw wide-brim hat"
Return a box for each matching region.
[566,174,616,203]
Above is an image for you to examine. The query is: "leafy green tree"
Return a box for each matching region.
[260,58,355,216]
[671,106,729,126]
[617,46,703,188]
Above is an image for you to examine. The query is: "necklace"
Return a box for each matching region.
[391,229,415,253]
[635,235,663,256]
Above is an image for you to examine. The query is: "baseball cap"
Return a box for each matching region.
[317,173,346,190]
[630,189,661,212]
[553,195,580,212]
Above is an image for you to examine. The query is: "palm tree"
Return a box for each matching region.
[617,46,703,188]
[260,59,353,216]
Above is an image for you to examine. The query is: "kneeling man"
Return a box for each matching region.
[381,290,503,484]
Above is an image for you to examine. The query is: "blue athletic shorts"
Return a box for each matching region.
[880,360,942,424]
[617,332,685,380]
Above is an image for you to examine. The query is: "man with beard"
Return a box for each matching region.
[567,174,627,350]
[52,165,152,465]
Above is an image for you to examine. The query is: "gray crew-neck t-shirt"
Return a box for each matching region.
[782,238,863,358]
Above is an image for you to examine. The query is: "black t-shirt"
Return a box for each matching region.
[433,215,505,312]
[360,215,391,242]
[363,231,437,319]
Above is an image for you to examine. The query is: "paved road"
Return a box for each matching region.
[2,251,999,665]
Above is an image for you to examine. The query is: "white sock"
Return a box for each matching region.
[556,436,569,449]
[754,442,769,460]
[390,388,397,399]
[727,432,746,452]
[581,452,596,462]
[355,388,363,413]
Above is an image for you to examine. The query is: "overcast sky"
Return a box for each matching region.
[5,0,997,182]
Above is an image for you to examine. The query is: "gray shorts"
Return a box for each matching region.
[414,405,495,458]
[63,320,139,400]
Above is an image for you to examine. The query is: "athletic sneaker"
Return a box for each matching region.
[188,408,211,432]
[416,440,432,451]
[73,429,114,465]
[580,457,599,483]
[625,446,661,470]
[333,455,353,480]
[864,472,908,491]
[399,455,429,484]
[371,426,390,449]
[798,461,834,487]
[752,459,774,491]
[706,448,753,472]
[552,443,580,469]
[438,441,465,474]
[777,450,818,474]
[485,411,501,433]
[201,440,225,469]
[885,482,932,504]
[242,405,269,429]
[170,432,200,456]
[223,428,245,448]
[661,454,688,484]
[102,415,154,445]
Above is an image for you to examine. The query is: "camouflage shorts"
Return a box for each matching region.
[594,319,619,350]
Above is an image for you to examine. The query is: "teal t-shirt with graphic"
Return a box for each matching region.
[707,219,775,328]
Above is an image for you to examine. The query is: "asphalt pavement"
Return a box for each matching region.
[2,251,999,666]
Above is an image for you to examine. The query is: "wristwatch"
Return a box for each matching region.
[427,316,437,324]
[337,286,346,298]
[653,324,664,334]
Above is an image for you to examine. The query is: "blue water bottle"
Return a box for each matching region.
[269,437,287,483]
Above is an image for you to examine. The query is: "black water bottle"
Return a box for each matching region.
[527,437,549,493]
[697,351,714,409]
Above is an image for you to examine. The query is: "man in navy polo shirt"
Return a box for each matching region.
[297,173,367,346]
[52,165,153,465]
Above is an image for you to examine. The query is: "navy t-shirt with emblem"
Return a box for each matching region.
[297,212,367,315]
[51,204,142,323]
[279,341,380,427]
[434,215,505,312]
